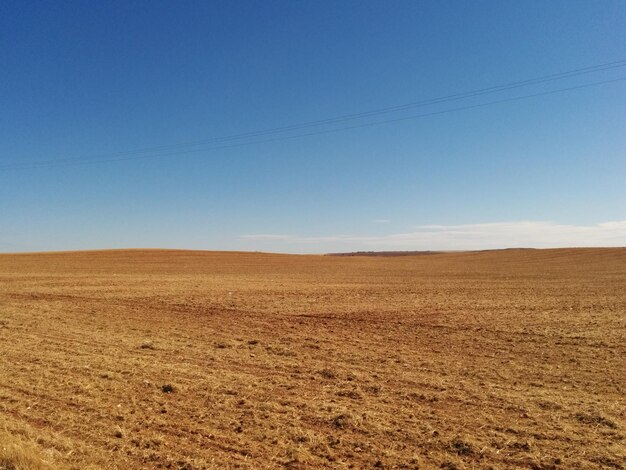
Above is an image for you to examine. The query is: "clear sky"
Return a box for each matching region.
[1,0,625,253]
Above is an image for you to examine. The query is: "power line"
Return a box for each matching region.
[73,58,626,155]
[5,59,626,168]
[5,59,626,169]
[4,75,625,170]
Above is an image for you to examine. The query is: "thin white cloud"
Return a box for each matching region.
[240,221,626,250]
[240,234,293,241]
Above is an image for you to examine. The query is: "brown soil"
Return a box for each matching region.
[0,248,624,469]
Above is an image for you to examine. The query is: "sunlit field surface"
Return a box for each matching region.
[0,249,624,469]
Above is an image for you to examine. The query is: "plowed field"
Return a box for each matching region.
[0,249,624,469]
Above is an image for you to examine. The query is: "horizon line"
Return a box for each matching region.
[2,246,625,257]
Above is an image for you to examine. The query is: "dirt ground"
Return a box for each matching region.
[0,248,624,469]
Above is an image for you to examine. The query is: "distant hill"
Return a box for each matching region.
[327,250,445,256]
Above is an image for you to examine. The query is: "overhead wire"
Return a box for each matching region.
[2,60,626,170]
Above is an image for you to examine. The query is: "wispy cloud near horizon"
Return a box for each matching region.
[241,220,626,251]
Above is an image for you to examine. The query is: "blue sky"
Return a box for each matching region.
[1,0,625,253]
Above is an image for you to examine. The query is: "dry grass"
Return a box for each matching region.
[0,429,63,470]
[0,248,625,469]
